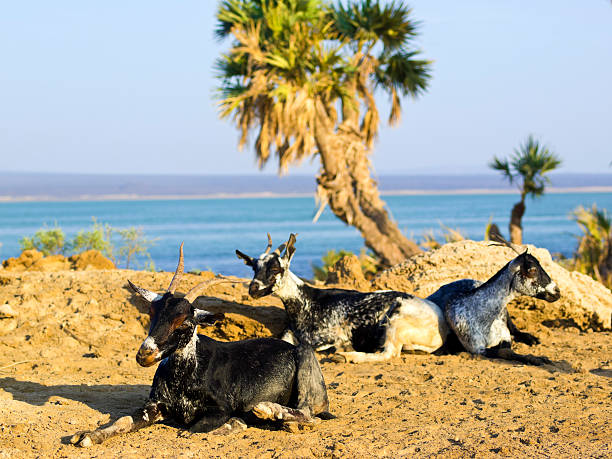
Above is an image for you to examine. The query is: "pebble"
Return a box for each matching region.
[0,304,16,318]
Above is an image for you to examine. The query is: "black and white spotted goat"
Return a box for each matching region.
[236,234,449,363]
[71,243,331,447]
[429,237,561,365]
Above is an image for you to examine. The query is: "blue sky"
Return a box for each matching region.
[1,1,611,176]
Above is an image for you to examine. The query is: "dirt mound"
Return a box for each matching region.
[2,249,47,271]
[2,250,115,272]
[325,254,369,290]
[69,250,115,270]
[373,240,612,331]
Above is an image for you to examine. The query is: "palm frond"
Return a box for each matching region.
[375,50,431,96]
[215,0,431,171]
[332,0,418,50]
[488,157,514,183]
[215,0,262,40]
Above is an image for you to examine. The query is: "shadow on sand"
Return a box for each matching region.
[126,287,287,337]
[0,376,150,413]
[0,377,161,445]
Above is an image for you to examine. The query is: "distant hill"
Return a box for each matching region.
[0,172,610,201]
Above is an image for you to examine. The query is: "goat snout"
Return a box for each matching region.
[136,348,159,367]
[249,282,263,298]
[136,337,160,367]
[537,283,561,302]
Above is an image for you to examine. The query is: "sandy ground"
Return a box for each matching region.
[0,270,610,458]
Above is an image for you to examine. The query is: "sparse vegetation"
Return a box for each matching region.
[18,219,157,269]
[313,249,380,282]
[113,227,157,270]
[570,204,611,288]
[20,224,66,256]
[419,224,465,251]
[68,218,114,257]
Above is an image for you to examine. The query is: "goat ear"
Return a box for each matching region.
[193,309,225,326]
[235,250,254,267]
[508,257,523,273]
[127,280,162,303]
[170,313,189,331]
[283,233,297,262]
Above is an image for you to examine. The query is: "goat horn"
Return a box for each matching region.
[264,233,273,255]
[167,242,185,294]
[273,242,287,256]
[127,280,162,303]
[488,232,522,255]
[183,276,238,304]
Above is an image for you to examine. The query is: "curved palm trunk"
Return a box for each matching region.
[313,100,420,267]
[509,196,526,245]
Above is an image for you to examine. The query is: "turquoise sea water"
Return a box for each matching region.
[1,192,611,278]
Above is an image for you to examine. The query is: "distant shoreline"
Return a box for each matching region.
[1,186,611,203]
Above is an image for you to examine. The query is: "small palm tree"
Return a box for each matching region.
[215,0,431,266]
[489,135,562,244]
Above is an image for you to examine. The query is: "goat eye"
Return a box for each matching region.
[526,266,538,277]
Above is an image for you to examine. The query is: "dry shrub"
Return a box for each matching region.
[571,204,611,288]
[420,224,465,251]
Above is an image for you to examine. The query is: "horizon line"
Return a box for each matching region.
[0,170,610,178]
[1,186,611,204]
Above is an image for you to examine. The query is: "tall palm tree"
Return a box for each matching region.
[490,135,562,244]
[215,0,431,266]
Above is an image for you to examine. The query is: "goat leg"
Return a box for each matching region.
[484,345,551,366]
[280,328,298,345]
[506,311,539,346]
[336,320,403,364]
[294,344,331,417]
[188,411,236,434]
[251,401,317,425]
[511,330,540,346]
[70,401,163,447]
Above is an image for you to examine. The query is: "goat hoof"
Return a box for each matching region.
[212,417,247,436]
[71,432,93,448]
[525,354,551,366]
[282,418,318,433]
[252,401,277,420]
[282,422,300,433]
[518,334,540,346]
[536,357,552,366]
[252,402,311,423]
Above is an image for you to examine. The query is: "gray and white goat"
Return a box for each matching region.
[71,243,331,447]
[236,234,449,363]
[435,238,560,365]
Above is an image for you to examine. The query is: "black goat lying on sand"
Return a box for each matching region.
[429,237,561,365]
[71,244,331,447]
